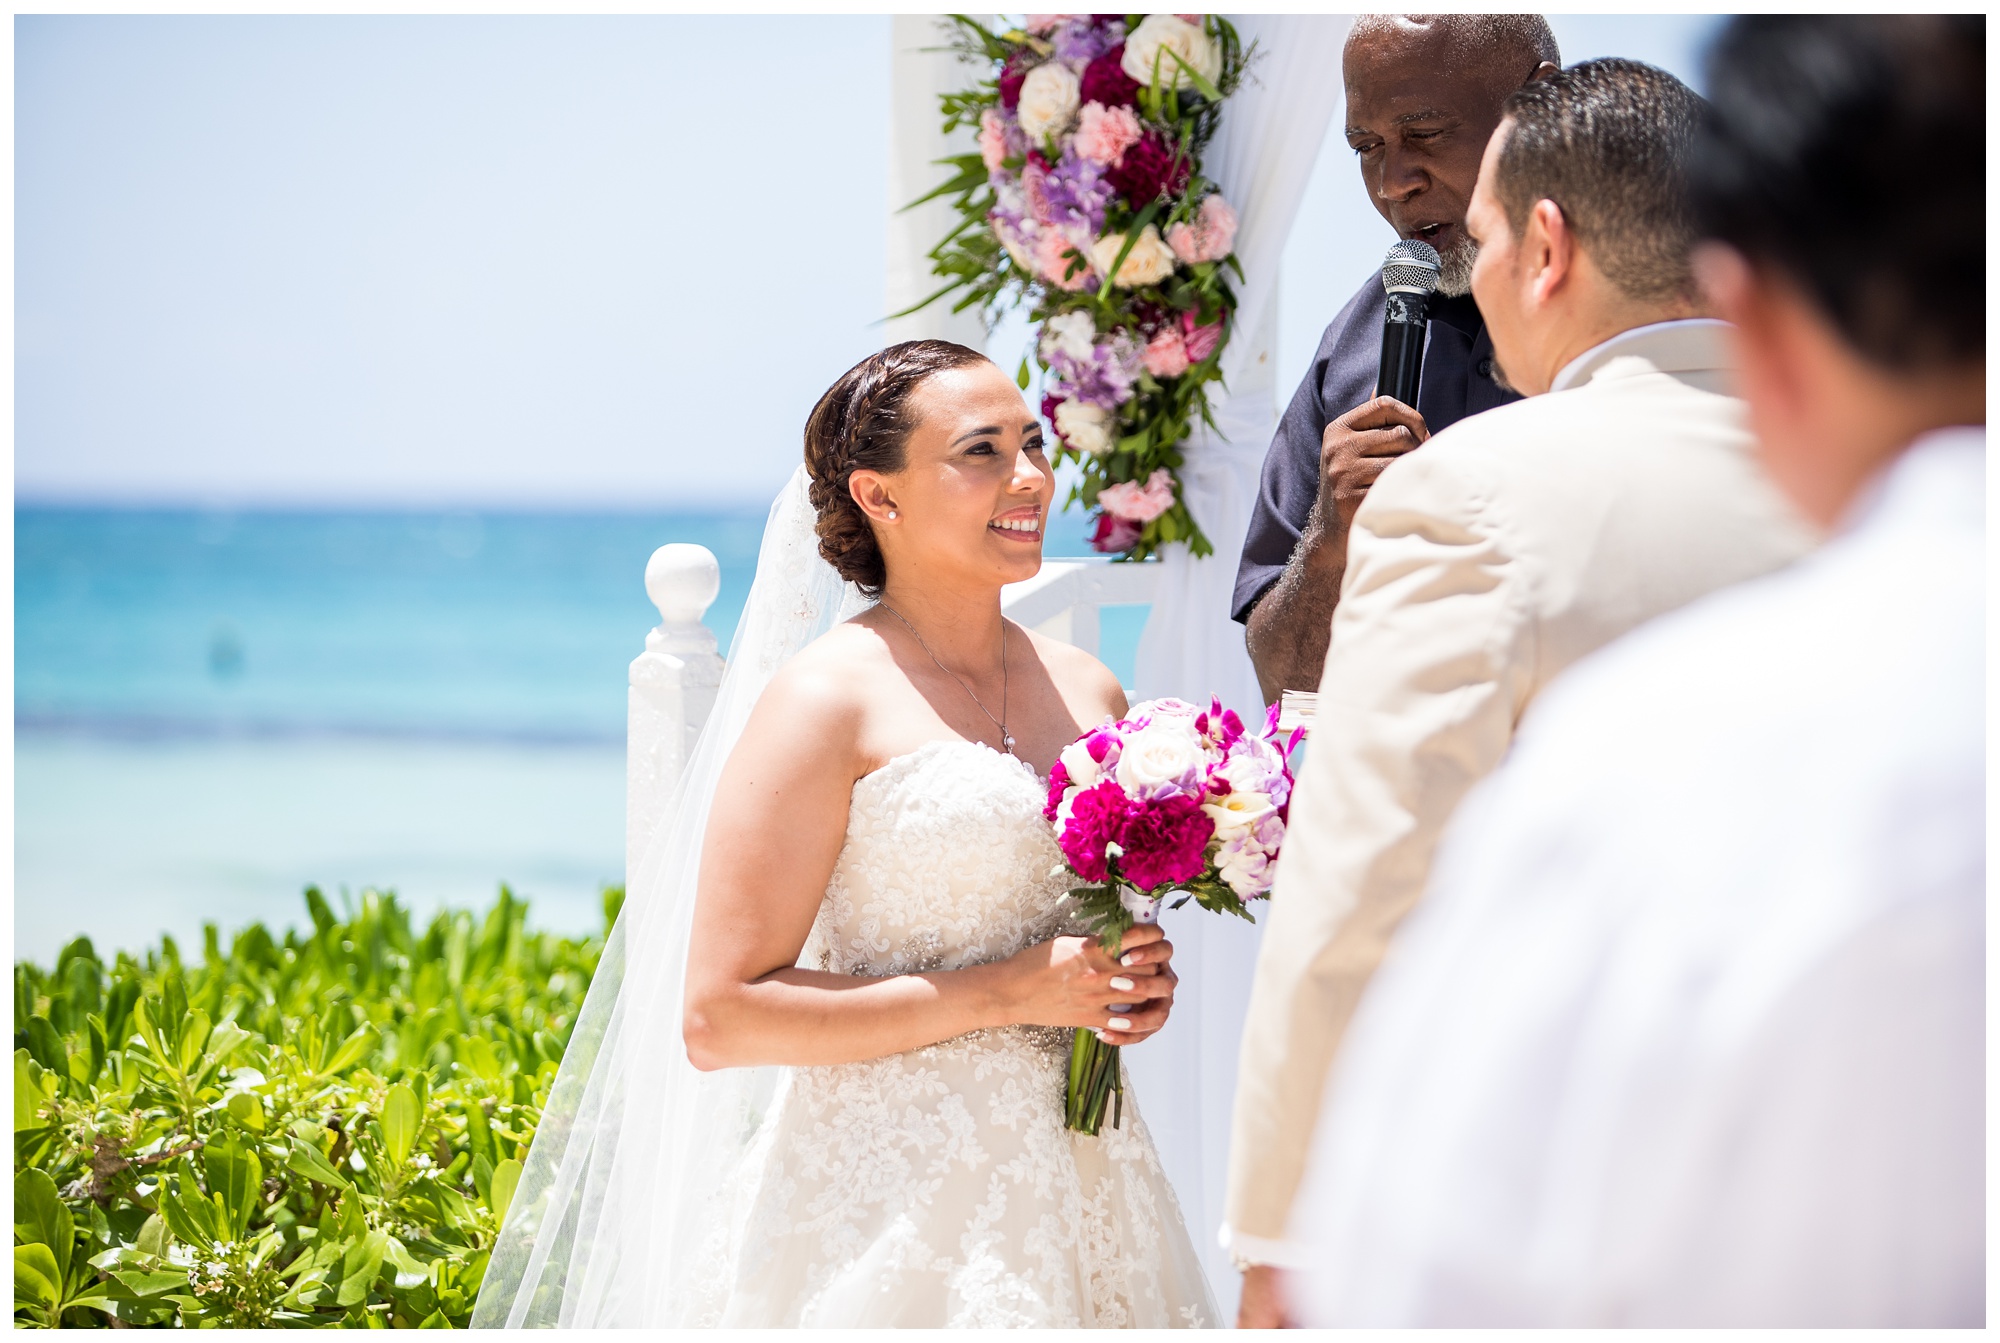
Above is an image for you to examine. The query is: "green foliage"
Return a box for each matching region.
[12,885,613,1328]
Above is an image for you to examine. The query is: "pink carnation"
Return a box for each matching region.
[1182,310,1225,363]
[1073,101,1143,168]
[1034,231,1094,290]
[1165,193,1239,265]
[1142,326,1189,378]
[979,108,1014,173]
[1057,780,1129,882]
[1116,793,1215,891]
[1097,467,1176,524]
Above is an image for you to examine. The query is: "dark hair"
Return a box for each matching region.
[802,340,990,594]
[1496,58,1706,303]
[1692,15,1984,371]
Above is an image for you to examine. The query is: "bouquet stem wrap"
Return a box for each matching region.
[1064,886,1161,1135]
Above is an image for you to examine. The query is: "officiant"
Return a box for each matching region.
[1232,15,1558,704]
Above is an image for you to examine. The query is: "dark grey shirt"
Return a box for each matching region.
[1231,275,1519,622]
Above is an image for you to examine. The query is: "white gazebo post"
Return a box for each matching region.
[626,544,726,881]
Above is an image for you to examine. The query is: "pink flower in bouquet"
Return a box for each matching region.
[1025,14,1069,35]
[1115,793,1215,890]
[1182,310,1226,363]
[1105,132,1192,209]
[979,108,1019,173]
[1098,468,1176,524]
[1073,101,1143,167]
[1089,512,1143,553]
[1142,325,1190,378]
[1166,193,1239,264]
[1056,779,1127,882]
[1034,231,1094,291]
[1080,45,1143,108]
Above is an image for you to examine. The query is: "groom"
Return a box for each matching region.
[1227,58,1819,1325]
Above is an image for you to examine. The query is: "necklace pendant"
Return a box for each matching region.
[1003,734,1017,750]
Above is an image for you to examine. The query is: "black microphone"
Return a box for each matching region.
[1376,239,1442,408]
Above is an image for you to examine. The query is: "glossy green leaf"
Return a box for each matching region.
[488,1158,522,1224]
[285,1136,351,1189]
[13,1243,62,1311]
[382,1082,420,1168]
[14,1168,71,1254]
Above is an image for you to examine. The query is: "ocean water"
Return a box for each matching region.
[15,504,1147,961]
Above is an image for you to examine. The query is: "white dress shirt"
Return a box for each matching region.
[1290,428,1986,1326]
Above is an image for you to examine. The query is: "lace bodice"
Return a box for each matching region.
[801,739,1074,977]
[694,738,1217,1328]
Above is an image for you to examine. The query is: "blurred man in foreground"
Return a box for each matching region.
[1291,15,1984,1326]
[1226,57,1816,1325]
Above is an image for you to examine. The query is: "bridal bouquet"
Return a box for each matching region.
[906,15,1253,560]
[1045,696,1299,1134]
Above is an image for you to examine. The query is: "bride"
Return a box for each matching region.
[473,341,1218,1328]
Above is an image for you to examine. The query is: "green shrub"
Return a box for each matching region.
[12,884,615,1328]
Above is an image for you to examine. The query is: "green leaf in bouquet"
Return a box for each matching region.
[1016,355,1032,390]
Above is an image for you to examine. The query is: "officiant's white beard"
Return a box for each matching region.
[1435,234,1477,298]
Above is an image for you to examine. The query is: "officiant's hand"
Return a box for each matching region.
[1318,396,1430,540]
[1000,926,1178,1044]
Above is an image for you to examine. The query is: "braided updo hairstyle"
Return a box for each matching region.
[802,339,992,595]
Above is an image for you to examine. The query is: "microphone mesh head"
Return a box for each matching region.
[1381,239,1443,296]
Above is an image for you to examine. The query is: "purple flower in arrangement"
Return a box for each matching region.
[1040,151,1115,236]
[1080,45,1143,108]
[1051,16,1127,66]
[1048,330,1144,410]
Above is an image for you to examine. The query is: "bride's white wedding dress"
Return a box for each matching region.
[473,469,1216,1328]
[693,739,1217,1328]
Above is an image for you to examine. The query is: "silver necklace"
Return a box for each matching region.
[877,601,1015,755]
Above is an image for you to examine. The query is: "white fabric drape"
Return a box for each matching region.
[1123,14,1350,1319]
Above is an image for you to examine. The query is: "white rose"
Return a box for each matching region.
[1016,61,1082,141]
[1115,718,1208,796]
[1201,790,1276,842]
[1053,399,1113,455]
[1039,309,1097,364]
[1058,738,1102,788]
[1121,14,1222,90]
[1091,224,1178,289]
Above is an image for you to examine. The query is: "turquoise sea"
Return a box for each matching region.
[15,504,1146,961]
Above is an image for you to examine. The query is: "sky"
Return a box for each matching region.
[16,14,1724,510]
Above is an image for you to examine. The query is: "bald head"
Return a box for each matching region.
[1341,14,1560,294]
[1348,13,1559,77]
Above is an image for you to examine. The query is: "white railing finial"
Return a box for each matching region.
[644,542,722,655]
[628,543,727,881]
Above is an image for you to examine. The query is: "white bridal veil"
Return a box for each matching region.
[472,466,864,1327]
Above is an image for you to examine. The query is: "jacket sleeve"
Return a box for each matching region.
[1224,445,1538,1248]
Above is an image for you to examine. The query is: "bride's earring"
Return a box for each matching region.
[887,510,898,519]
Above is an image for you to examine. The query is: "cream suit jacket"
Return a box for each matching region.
[1224,321,1818,1255]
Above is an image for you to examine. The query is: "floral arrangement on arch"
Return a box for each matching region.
[905,14,1253,560]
